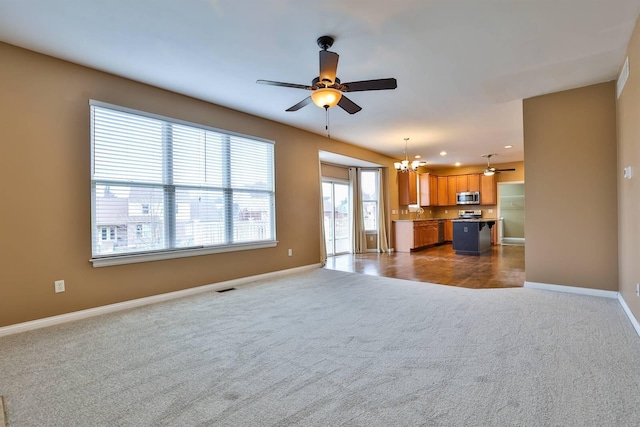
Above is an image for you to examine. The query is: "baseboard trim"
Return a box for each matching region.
[524,281,640,338]
[0,263,321,338]
[524,281,618,299]
[617,293,640,338]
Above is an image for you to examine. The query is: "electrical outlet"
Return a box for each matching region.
[445,210,448,214]
[54,280,65,293]
[488,209,494,214]
[288,248,292,257]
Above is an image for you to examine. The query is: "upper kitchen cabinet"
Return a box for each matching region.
[420,173,438,206]
[447,176,457,205]
[437,176,449,206]
[480,174,496,205]
[455,175,468,193]
[398,170,417,205]
[400,171,495,206]
[438,175,458,206]
[468,174,480,192]
[454,173,480,193]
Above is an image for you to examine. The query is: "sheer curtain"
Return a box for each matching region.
[319,160,327,265]
[377,167,390,253]
[350,167,366,254]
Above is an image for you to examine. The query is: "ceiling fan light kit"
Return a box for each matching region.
[310,87,342,109]
[257,35,397,115]
[481,153,516,175]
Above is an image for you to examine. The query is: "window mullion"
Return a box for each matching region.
[222,135,233,244]
[163,123,175,249]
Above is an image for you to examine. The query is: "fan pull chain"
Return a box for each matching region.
[325,106,331,139]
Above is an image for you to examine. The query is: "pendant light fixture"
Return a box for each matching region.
[394,138,421,172]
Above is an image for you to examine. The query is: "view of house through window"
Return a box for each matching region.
[322,169,380,257]
[90,101,275,260]
[361,170,379,232]
[322,181,351,256]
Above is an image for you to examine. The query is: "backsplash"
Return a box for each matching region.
[395,206,498,220]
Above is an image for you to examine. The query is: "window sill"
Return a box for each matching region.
[90,241,278,268]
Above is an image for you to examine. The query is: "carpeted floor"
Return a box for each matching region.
[1,268,639,426]
[0,396,6,427]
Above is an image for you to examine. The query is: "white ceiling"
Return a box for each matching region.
[1,0,638,169]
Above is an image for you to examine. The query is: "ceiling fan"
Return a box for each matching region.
[256,35,397,114]
[481,154,516,176]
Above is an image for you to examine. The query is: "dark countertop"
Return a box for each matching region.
[394,218,500,222]
[393,218,453,222]
[451,218,499,222]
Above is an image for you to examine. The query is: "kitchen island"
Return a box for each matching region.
[452,219,497,255]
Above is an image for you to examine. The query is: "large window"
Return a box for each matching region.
[90,101,275,266]
[322,180,351,256]
[361,170,379,232]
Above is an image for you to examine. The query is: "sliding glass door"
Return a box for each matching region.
[322,181,351,256]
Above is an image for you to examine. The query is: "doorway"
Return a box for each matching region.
[497,182,525,245]
[322,180,351,256]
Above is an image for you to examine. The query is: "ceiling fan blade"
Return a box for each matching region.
[495,168,516,172]
[319,50,339,83]
[256,80,311,90]
[285,96,313,112]
[342,78,397,92]
[337,96,362,114]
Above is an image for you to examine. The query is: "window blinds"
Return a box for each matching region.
[90,101,275,259]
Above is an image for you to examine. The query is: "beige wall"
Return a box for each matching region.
[0,42,397,327]
[523,82,618,291]
[616,16,640,321]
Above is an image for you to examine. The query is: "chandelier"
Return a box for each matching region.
[394,138,421,172]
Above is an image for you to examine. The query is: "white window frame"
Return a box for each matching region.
[360,169,379,233]
[322,179,352,256]
[89,100,277,267]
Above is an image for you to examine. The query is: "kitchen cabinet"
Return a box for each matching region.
[456,175,468,193]
[394,220,441,252]
[436,176,457,206]
[398,171,417,205]
[437,176,448,206]
[444,219,453,241]
[447,176,457,206]
[468,174,480,192]
[419,173,438,207]
[416,221,440,248]
[454,173,480,194]
[480,174,496,205]
[420,173,490,206]
[491,223,497,245]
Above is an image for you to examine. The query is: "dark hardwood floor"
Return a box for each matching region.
[324,243,525,289]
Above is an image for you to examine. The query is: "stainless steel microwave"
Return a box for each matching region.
[456,191,480,205]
